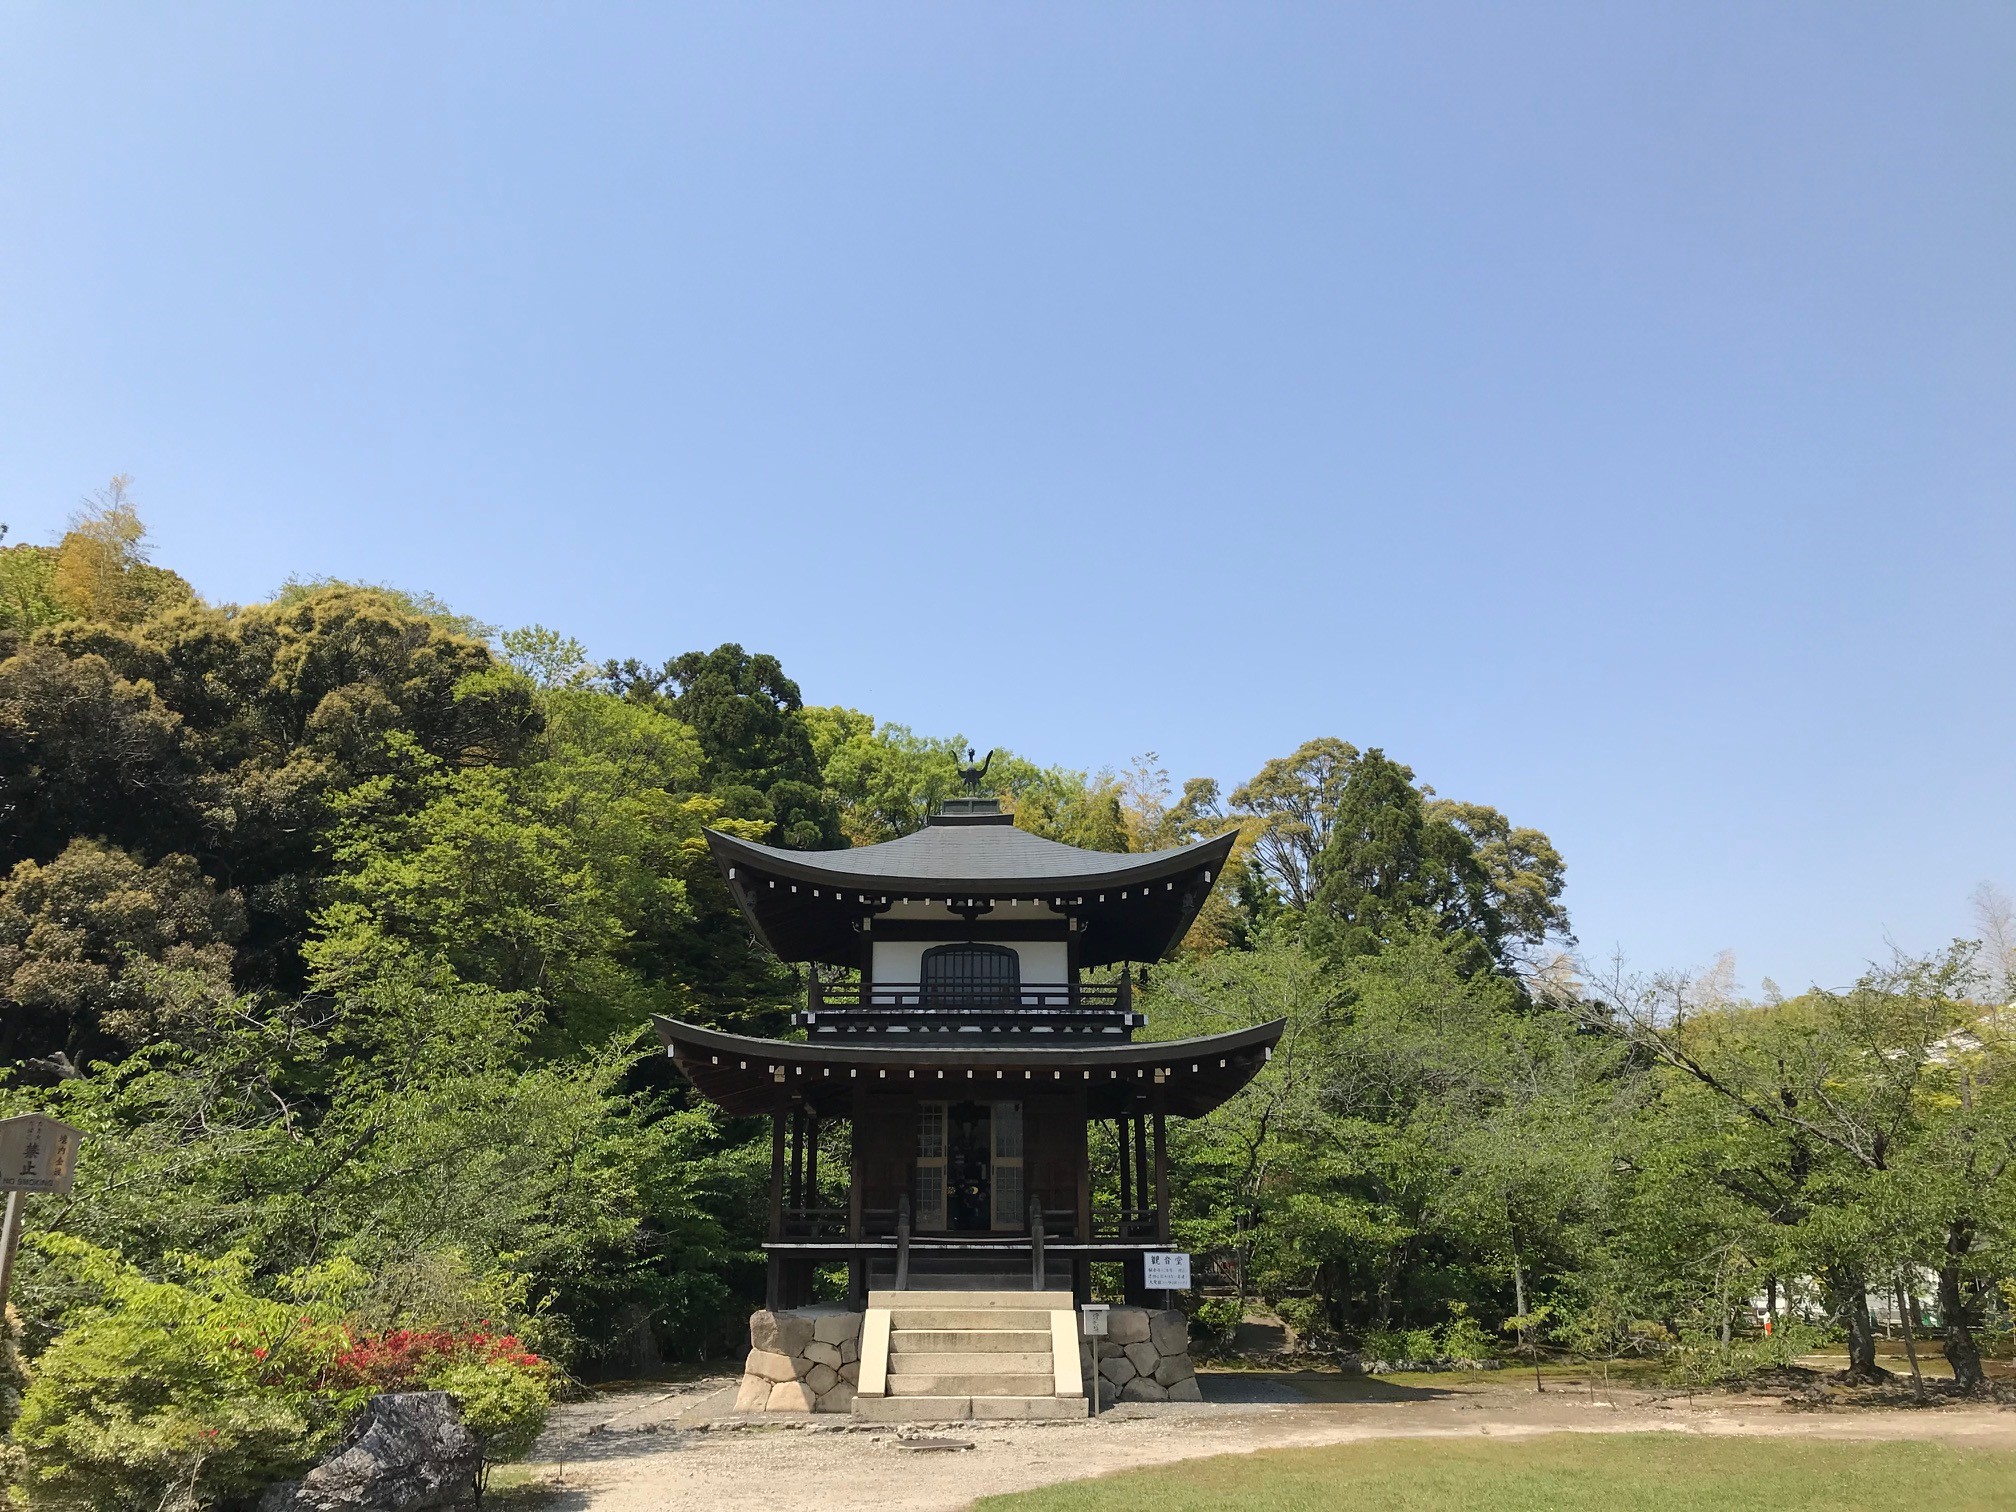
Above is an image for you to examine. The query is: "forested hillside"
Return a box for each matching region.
[1,490,2012,1503]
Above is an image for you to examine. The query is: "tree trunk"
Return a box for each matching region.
[1825,1266,1885,1382]
[1938,1220,1986,1395]
[1894,1275,1924,1399]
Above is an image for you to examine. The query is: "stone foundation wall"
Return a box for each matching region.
[1082,1307,1200,1402]
[735,1308,862,1413]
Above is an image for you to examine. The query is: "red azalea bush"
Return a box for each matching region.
[328,1327,553,1461]
[330,1327,546,1389]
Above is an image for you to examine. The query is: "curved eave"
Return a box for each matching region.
[706,827,1235,894]
[706,828,1236,968]
[654,1015,1284,1120]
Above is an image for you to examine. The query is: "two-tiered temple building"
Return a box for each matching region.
[654,777,1284,1320]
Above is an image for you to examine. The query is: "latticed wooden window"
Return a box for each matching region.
[991,1100,1024,1230]
[915,1101,947,1229]
[920,943,1020,1005]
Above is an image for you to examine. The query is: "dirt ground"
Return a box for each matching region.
[510,1369,2016,1511]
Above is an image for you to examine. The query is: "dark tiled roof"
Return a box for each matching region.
[707,823,1233,890]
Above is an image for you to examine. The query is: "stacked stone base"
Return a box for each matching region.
[1084,1307,1200,1402]
[735,1308,863,1413]
[735,1303,1199,1413]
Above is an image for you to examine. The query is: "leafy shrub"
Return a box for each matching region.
[1190,1298,1242,1342]
[12,1240,354,1512]
[11,1240,552,1512]
[1664,1320,1829,1388]
[1437,1302,1498,1364]
[1359,1328,1407,1363]
[331,1326,551,1461]
[2,1303,27,1508]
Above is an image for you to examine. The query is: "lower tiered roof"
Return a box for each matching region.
[653,1016,1284,1119]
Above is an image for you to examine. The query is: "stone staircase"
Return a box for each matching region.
[854,1290,1086,1421]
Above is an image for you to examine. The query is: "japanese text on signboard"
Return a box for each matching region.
[0,1115,82,1195]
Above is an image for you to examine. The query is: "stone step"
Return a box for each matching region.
[888,1309,1053,1332]
[973,1396,1088,1420]
[870,1290,1073,1310]
[852,1395,971,1423]
[890,1329,1052,1353]
[884,1351,1053,1374]
[888,1372,1056,1397]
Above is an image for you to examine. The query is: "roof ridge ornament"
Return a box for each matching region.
[957,747,994,796]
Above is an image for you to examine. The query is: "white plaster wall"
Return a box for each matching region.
[1015,941,1070,984]
[870,939,1069,986]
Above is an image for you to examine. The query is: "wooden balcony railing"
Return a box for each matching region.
[807,978,1132,1013]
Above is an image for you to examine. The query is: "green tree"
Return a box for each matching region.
[1583,946,2013,1390]
[0,840,244,1065]
[1228,737,1360,910]
[1308,747,1568,974]
[604,644,841,850]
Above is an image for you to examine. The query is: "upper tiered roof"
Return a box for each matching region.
[705,799,1236,968]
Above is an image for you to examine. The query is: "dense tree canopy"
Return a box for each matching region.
[0,484,2009,1512]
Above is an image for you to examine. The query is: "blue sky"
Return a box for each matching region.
[2,4,2011,993]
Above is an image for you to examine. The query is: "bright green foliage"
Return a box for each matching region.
[10,583,542,991]
[0,1304,25,1505]
[425,1361,548,1462]
[0,541,64,636]
[1148,930,1617,1346]
[804,710,1148,853]
[11,1240,357,1512]
[11,1239,554,1511]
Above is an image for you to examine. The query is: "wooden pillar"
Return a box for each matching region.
[848,1091,866,1309]
[1132,1112,1149,1232]
[789,1103,805,1214]
[1152,1096,1170,1247]
[769,1106,787,1239]
[767,1105,786,1309]
[1116,1116,1132,1221]
[1074,1093,1093,1305]
[806,1113,821,1210]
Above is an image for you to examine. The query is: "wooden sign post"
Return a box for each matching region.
[0,1114,83,1306]
[1081,1303,1110,1418]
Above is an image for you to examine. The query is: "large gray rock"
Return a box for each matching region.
[1123,1341,1160,1377]
[812,1312,861,1347]
[766,1380,817,1412]
[1165,1376,1204,1403]
[1119,1376,1168,1403]
[745,1348,803,1384]
[1097,1352,1137,1387]
[1107,1308,1151,1346]
[1153,1354,1195,1387]
[259,1393,478,1512]
[803,1340,843,1369]
[750,1309,817,1357]
[1149,1310,1190,1357]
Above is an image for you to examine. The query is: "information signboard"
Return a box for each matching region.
[1081,1303,1110,1336]
[0,1114,82,1195]
[1142,1251,1192,1290]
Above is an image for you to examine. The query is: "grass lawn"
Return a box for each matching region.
[970,1433,2016,1511]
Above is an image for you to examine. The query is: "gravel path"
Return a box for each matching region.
[514,1371,2016,1511]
